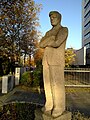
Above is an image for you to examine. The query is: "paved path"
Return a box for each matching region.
[0,86,45,106]
[0,86,90,117]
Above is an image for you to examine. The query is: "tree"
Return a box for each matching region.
[34,40,44,65]
[0,0,42,73]
[65,48,76,67]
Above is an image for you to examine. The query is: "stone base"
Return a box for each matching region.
[35,108,71,120]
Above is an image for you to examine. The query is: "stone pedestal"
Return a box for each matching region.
[35,108,71,120]
[2,75,8,93]
[2,75,14,94]
[15,74,20,85]
[15,67,20,74]
[15,67,20,85]
[8,75,14,91]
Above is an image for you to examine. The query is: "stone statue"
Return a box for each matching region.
[39,11,68,118]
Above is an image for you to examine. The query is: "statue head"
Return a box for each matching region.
[49,11,62,27]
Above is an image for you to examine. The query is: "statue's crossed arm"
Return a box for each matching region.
[40,27,68,48]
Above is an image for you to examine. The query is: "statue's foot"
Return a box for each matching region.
[52,109,63,118]
[41,107,51,116]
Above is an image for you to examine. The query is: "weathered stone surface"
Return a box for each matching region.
[39,11,68,117]
[8,75,14,91]
[15,67,20,75]
[2,75,8,93]
[15,74,20,85]
[15,67,20,85]
[35,108,71,120]
[2,75,14,93]
[43,111,71,120]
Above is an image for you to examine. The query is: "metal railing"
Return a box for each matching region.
[64,68,90,86]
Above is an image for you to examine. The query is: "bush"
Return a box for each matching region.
[72,111,90,120]
[32,60,43,87]
[33,68,43,87]
[20,60,43,88]
[0,103,36,120]
[20,71,33,86]
[0,104,90,120]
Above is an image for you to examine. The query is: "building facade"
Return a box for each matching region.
[82,0,90,65]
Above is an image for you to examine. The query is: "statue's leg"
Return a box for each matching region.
[50,66,65,117]
[43,64,53,112]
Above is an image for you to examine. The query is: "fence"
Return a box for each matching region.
[64,68,90,86]
[0,68,90,89]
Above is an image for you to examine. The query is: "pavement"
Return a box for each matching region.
[0,85,90,117]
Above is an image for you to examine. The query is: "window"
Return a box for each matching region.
[84,0,90,12]
[84,21,90,30]
[85,42,90,49]
[84,32,90,40]
[84,11,90,21]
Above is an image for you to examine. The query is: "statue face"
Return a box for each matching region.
[50,13,60,26]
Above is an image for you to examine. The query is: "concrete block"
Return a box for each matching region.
[35,108,71,120]
[15,67,20,85]
[2,75,8,93]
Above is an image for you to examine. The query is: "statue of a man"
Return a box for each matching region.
[39,11,68,118]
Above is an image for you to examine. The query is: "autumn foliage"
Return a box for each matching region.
[0,0,42,74]
[65,48,76,67]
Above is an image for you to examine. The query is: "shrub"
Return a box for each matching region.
[20,71,33,86]
[0,103,36,120]
[32,68,43,87]
[32,60,43,87]
[0,104,90,120]
[20,60,43,88]
[72,111,90,120]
